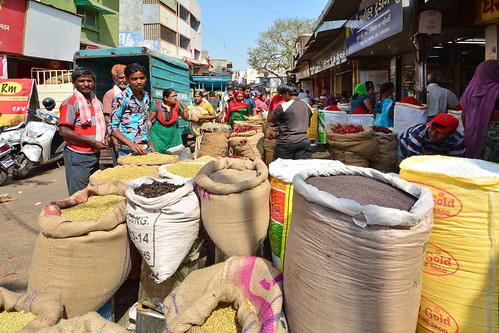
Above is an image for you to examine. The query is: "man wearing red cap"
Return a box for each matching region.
[399,113,466,157]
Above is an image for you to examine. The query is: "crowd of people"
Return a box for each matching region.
[57,59,498,195]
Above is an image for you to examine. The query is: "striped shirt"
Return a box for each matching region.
[399,124,466,158]
[59,95,103,153]
[108,86,151,146]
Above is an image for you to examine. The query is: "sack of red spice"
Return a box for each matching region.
[326,122,378,161]
[228,128,265,160]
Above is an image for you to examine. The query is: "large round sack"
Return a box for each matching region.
[195,158,270,257]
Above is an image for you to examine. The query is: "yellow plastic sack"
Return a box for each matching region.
[400,155,499,333]
[307,108,318,141]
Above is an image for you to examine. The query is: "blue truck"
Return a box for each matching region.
[73,46,193,134]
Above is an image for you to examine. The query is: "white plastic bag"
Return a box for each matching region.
[125,177,200,283]
[394,102,428,136]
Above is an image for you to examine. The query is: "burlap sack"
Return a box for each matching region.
[284,166,434,333]
[331,148,369,167]
[28,187,131,318]
[264,139,276,165]
[0,288,63,332]
[194,158,270,257]
[232,120,264,133]
[200,122,231,133]
[118,152,178,166]
[198,132,229,158]
[228,130,265,160]
[163,256,287,333]
[38,312,127,333]
[369,131,398,173]
[89,165,158,189]
[326,122,378,161]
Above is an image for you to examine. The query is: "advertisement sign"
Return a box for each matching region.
[345,0,403,56]
[0,79,37,127]
[475,0,499,24]
[0,0,27,54]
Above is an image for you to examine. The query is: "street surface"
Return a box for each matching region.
[0,163,67,294]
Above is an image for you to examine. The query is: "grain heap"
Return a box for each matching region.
[0,311,36,332]
[98,166,157,180]
[118,152,178,166]
[201,303,242,333]
[159,156,217,180]
[60,195,125,220]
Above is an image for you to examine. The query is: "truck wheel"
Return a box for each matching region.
[0,169,7,185]
[12,154,33,180]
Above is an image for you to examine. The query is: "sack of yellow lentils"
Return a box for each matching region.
[0,288,63,332]
[117,152,178,166]
[163,256,288,333]
[400,155,499,333]
[28,186,131,318]
[89,164,158,189]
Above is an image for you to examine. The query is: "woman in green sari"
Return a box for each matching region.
[148,88,189,154]
[226,90,254,127]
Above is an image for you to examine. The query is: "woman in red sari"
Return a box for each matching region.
[225,90,253,127]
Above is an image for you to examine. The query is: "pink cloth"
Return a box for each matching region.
[73,89,106,142]
[460,60,499,158]
[255,98,267,110]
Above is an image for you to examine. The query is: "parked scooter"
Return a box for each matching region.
[13,98,65,179]
[0,138,15,185]
[0,121,27,156]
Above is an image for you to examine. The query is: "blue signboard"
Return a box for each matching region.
[345,0,403,56]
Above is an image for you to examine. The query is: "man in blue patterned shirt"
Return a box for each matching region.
[399,113,465,158]
[108,63,156,156]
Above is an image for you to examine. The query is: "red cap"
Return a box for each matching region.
[428,113,459,134]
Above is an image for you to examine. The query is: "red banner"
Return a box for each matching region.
[0,0,27,54]
[0,79,36,127]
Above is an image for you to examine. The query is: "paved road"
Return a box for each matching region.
[0,163,68,293]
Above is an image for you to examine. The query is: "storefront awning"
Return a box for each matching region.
[74,0,118,15]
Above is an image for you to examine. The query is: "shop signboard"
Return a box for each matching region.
[475,0,499,24]
[345,0,403,56]
[0,0,27,54]
[309,41,347,76]
[0,79,38,127]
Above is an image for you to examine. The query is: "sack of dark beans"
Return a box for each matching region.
[284,165,434,333]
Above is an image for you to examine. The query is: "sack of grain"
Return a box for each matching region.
[284,165,434,332]
[37,312,127,333]
[164,256,287,333]
[117,152,178,166]
[198,131,230,158]
[317,110,347,144]
[0,288,63,332]
[125,177,200,283]
[263,138,277,165]
[447,110,464,135]
[268,158,344,271]
[233,120,264,132]
[200,122,231,134]
[158,158,216,181]
[89,165,158,189]
[28,187,130,318]
[326,122,378,161]
[369,130,398,173]
[346,114,375,126]
[394,102,428,136]
[195,158,270,257]
[400,155,499,332]
[330,148,369,167]
[228,130,265,160]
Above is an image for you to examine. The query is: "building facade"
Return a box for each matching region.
[120,0,202,60]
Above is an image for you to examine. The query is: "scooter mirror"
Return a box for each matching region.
[42,97,56,111]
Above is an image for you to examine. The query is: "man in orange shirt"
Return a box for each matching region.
[59,67,107,195]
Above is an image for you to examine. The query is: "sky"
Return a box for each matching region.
[196,0,327,71]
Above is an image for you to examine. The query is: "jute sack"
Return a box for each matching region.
[195,158,270,257]
[284,166,434,333]
[38,312,127,333]
[198,132,229,158]
[228,130,265,160]
[331,148,369,167]
[369,131,398,173]
[232,120,264,133]
[118,152,178,166]
[89,164,158,189]
[326,122,378,161]
[125,177,200,283]
[199,122,231,133]
[263,139,276,165]
[163,256,288,333]
[28,187,131,318]
[0,288,63,332]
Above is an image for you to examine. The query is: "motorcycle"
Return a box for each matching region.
[0,121,26,155]
[0,138,14,185]
[13,98,65,179]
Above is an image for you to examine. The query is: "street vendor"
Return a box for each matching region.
[267,84,312,160]
[108,63,156,156]
[399,113,465,158]
[226,90,253,127]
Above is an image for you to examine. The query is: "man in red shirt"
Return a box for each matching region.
[59,67,107,195]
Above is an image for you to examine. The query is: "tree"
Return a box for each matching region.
[248,18,314,84]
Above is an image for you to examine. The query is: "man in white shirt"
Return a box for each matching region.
[426,72,459,121]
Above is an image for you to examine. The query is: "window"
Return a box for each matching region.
[190,15,200,31]
[179,35,190,50]
[77,6,99,29]
[161,25,177,45]
[179,4,189,22]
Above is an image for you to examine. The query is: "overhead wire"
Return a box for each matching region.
[249,0,291,19]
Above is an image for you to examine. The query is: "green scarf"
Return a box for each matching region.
[354,83,368,95]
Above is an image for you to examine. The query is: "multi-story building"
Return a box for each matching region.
[120,0,202,60]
